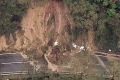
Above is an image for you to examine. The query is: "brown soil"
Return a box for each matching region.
[0,0,72,61]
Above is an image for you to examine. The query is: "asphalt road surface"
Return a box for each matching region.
[0,53,32,75]
[94,52,110,72]
[0,51,111,76]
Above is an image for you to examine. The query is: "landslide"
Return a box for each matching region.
[0,0,47,52]
[0,0,72,61]
[0,0,99,73]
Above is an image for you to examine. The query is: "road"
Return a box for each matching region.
[93,52,110,72]
[0,51,115,76]
[0,53,33,76]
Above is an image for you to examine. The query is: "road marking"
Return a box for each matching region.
[0,53,17,56]
[96,55,107,57]
[95,55,107,70]
[94,51,107,55]
[1,61,38,65]
[1,71,28,74]
[0,71,28,75]
[1,62,29,65]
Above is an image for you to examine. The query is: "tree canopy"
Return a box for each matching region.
[0,0,27,37]
[0,0,120,51]
[63,0,120,51]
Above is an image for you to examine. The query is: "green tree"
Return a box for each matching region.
[64,0,98,51]
[0,0,27,42]
[64,0,120,51]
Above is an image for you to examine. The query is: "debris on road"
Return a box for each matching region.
[72,43,77,48]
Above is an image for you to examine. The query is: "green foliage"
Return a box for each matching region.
[64,0,98,43]
[89,0,120,17]
[64,0,98,28]
[0,0,27,37]
[95,12,120,51]
[96,24,118,51]
[0,0,120,51]
[64,0,120,51]
[107,9,116,17]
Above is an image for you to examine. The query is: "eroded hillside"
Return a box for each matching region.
[0,0,72,58]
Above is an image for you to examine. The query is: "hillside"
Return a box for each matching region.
[0,0,120,80]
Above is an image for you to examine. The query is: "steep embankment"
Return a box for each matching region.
[0,0,71,55]
[0,5,46,51]
[43,0,72,69]
[0,0,73,69]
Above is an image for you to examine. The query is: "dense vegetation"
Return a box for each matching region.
[0,0,120,51]
[63,0,120,51]
[0,0,120,80]
[0,0,27,42]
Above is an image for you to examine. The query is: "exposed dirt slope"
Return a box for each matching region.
[0,2,46,51]
[0,0,72,55]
